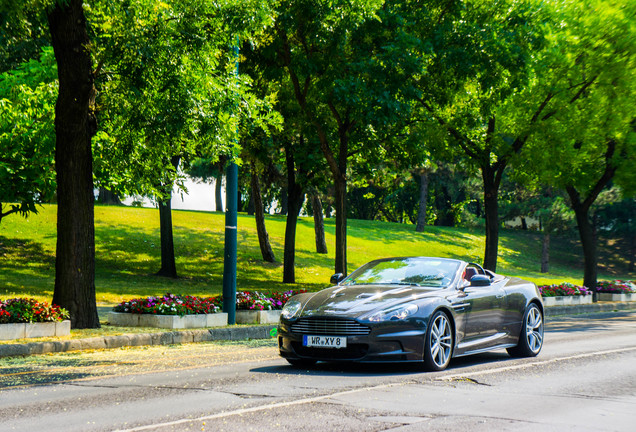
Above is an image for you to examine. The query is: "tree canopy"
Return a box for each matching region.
[1,0,634,317]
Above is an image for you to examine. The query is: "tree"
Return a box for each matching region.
[249,160,276,263]
[524,0,636,291]
[92,0,276,277]
[3,0,101,327]
[595,196,636,272]
[410,0,560,271]
[187,156,226,212]
[252,0,421,274]
[0,48,57,224]
[48,0,100,328]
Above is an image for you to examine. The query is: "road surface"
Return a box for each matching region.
[1,312,635,431]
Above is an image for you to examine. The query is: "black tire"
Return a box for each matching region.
[507,303,544,358]
[423,310,454,371]
[286,358,317,368]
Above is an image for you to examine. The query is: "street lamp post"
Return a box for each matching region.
[222,162,238,324]
[222,39,239,325]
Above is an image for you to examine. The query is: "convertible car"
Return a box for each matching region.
[278,257,544,371]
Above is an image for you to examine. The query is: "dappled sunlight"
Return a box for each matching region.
[0,205,632,304]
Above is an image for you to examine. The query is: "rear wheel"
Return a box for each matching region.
[424,310,454,371]
[507,303,543,357]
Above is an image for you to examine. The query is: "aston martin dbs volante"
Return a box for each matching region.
[278,257,544,370]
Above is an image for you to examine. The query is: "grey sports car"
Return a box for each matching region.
[278,257,544,370]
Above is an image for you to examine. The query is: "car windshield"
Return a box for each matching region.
[342,258,460,288]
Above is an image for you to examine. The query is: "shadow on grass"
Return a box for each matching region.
[0,236,55,298]
[314,217,482,253]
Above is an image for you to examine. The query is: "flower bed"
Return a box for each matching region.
[0,298,71,340]
[0,298,69,324]
[539,283,593,307]
[221,290,307,311]
[220,290,306,323]
[596,280,636,302]
[113,293,220,316]
[110,290,307,327]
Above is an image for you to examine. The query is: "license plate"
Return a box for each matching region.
[303,335,347,349]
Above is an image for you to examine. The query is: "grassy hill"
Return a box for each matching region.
[0,204,632,305]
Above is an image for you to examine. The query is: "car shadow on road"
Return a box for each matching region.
[250,351,515,377]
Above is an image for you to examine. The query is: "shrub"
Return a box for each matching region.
[538,283,590,297]
[0,298,69,324]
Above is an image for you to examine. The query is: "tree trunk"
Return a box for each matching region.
[156,157,180,278]
[49,0,100,329]
[251,165,276,263]
[541,231,550,273]
[279,188,289,215]
[156,195,178,278]
[312,194,328,254]
[415,171,429,232]
[214,173,223,212]
[630,233,635,273]
[247,191,255,216]
[97,187,121,205]
[568,188,598,299]
[482,169,499,271]
[283,151,305,283]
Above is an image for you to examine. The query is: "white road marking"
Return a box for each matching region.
[112,345,636,432]
[439,346,636,381]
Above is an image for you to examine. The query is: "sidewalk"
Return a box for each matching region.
[0,302,634,358]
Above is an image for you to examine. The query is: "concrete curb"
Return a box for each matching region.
[0,325,277,358]
[1,302,634,358]
[543,301,636,317]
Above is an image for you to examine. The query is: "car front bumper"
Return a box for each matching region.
[278,318,428,363]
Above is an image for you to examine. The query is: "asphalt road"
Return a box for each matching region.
[1,312,635,432]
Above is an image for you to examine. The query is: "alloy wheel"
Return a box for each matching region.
[430,313,453,368]
[525,305,543,354]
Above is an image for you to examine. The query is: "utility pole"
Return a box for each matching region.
[222,39,239,324]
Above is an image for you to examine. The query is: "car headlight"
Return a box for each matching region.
[281,300,302,320]
[367,304,418,322]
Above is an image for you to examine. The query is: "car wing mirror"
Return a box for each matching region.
[330,273,346,285]
[470,274,491,287]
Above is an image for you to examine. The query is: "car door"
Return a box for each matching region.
[457,279,507,352]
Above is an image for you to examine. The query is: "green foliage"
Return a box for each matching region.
[91,0,281,200]
[524,0,636,193]
[0,0,51,73]
[0,297,69,324]
[0,46,57,222]
[0,205,632,305]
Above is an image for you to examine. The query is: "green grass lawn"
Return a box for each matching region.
[0,204,633,306]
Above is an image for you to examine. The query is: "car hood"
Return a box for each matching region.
[298,285,442,319]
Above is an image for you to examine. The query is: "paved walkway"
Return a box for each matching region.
[1,302,634,358]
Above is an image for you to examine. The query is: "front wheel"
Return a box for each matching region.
[507,303,544,358]
[424,310,454,371]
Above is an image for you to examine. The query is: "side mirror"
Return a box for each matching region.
[470,274,491,287]
[330,273,346,285]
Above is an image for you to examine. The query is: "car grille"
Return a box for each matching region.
[290,318,371,336]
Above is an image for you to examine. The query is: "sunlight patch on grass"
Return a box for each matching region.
[0,204,632,306]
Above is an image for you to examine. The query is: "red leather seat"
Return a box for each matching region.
[463,267,477,282]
